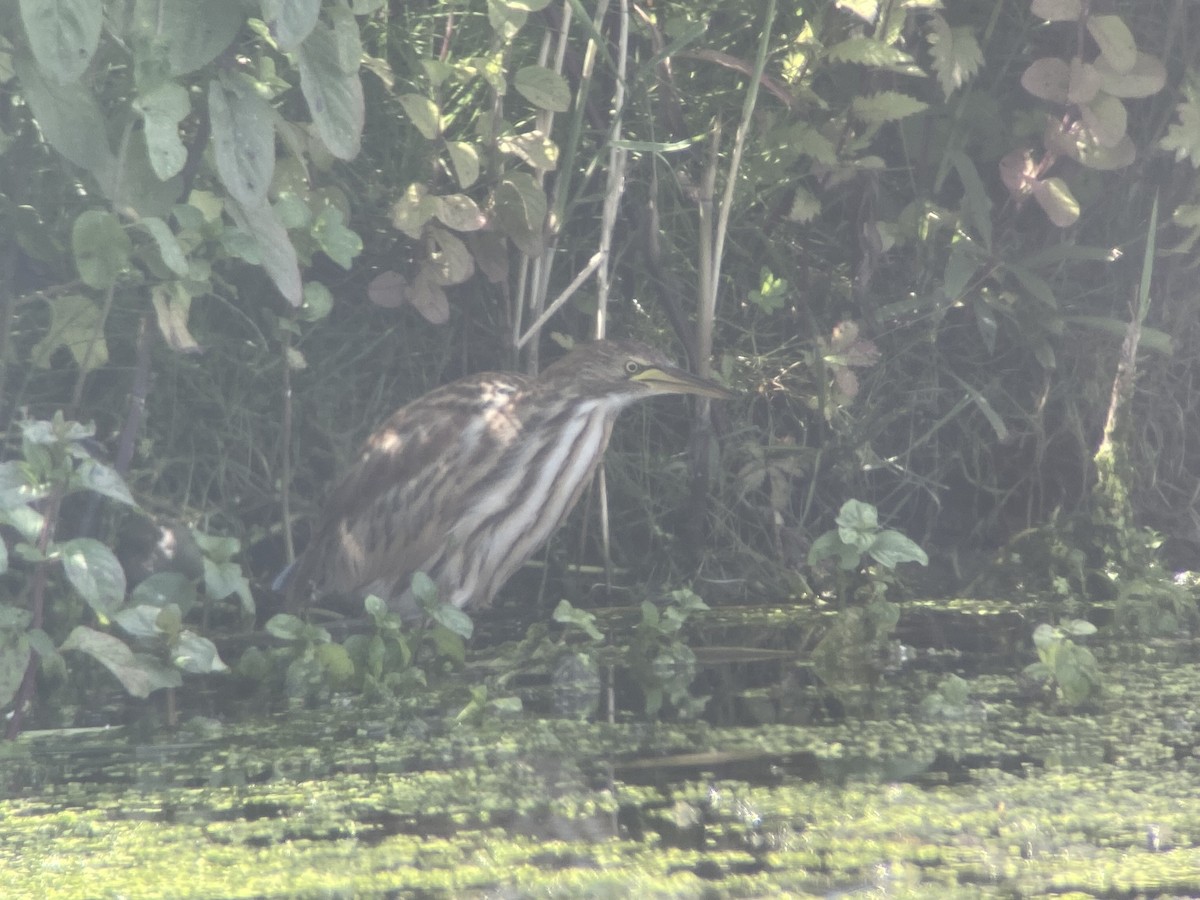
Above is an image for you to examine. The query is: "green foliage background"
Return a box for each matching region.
[3,0,1200,721]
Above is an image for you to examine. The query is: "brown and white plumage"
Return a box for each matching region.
[282,339,733,618]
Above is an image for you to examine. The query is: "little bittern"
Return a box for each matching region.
[280,339,734,618]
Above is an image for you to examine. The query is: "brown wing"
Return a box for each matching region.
[288,372,532,610]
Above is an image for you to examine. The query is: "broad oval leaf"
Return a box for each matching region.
[209,76,275,205]
[74,458,136,507]
[1093,51,1166,99]
[60,626,182,698]
[1032,177,1080,227]
[72,210,131,290]
[261,0,321,50]
[19,0,102,82]
[1031,0,1081,21]
[174,630,229,674]
[513,65,571,112]
[1087,14,1136,74]
[227,197,303,305]
[398,93,441,140]
[15,53,115,180]
[434,194,487,232]
[1021,57,1069,104]
[390,182,438,239]
[408,266,450,324]
[136,0,242,76]
[1080,92,1127,148]
[133,82,190,180]
[867,529,929,568]
[297,19,364,160]
[494,172,547,251]
[367,270,407,308]
[427,226,474,286]
[136,217,189,276]
[60,538,127,615]
[446,141,480,188]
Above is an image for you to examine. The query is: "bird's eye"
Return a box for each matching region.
[625,360,642,375]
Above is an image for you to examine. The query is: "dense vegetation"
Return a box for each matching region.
[2,0,1199,735]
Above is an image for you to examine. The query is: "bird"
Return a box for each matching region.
[278,338,734,620]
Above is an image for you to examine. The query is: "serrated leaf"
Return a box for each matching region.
[434,194,487,232]
[827,36,920,75]
[1031,0,1080,21]
[60,537,127,614]
[1160,83,1200,167]
[61,626,182,698]
[513,65,571,112]
[445,141,480,188]
[31,293,109,371]
[1087,15,1136,74]
[1021,57,1069,104]
[228,197,303,305]
[15,52,115,180]
[788,186,820,224]
[209,76,275,205]
[927,15,983,99]
[262,0,321,50]
[150,282,201,353]
[398,93,441,140]
[850,91,928,125]
[19,0,102,82]
[297,18,364,160]
[1032,177,1080,227]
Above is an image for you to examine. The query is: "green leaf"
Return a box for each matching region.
[408,266,450,324]
[497,130,559,170]
[15,53,115,180]
[787,186,820,224]
[129,0,242,76]
[261,0,321,50]
[398,93,441,140]
[0,461,39,510]
[850,91,928,125]
[552,600,604,641]
[0,629,31,707]
[311,205,362,269]
[19,0,102,82]
[130,572,197,608]
[927,14,983,99]
[133,82,190,180]
[1087,15,1136,74]
[1007,262,1060,306]
[74,458,136,506]
[434,194,487,232]
[428,602,474,640]
[1093,52,1166,99]
[427,228,474,286]
[297,18,365,160]
[228,197,303,306]
[1021,57,1069,104]
[174,630,229,674]
[266,613,308,641]
[203,557,253,613]
[951,151,993,249]
[390,182,438,239]
[209,75,275,205]
[1031,0,1080,21]
[513,65,571,112]
[1160,81,1200,168]
[60,538,127,615]
[1032,177,1080,227]
[867,529,929,568]
[30,294,109,372]
[60,626,182,698]
[827,37,920,75]
[150,282,201,353]
[1081,92,1127,148]
[493,171,547,256]
[114,604,168,641]
[445,141,480,188]
[72,209,131,289]
[136,217,189,276]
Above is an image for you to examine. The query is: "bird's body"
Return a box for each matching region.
[283,339,732,618]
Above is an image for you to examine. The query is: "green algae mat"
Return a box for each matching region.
[2,634,1199,897]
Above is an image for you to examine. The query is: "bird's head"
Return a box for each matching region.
[540,339,736,403]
